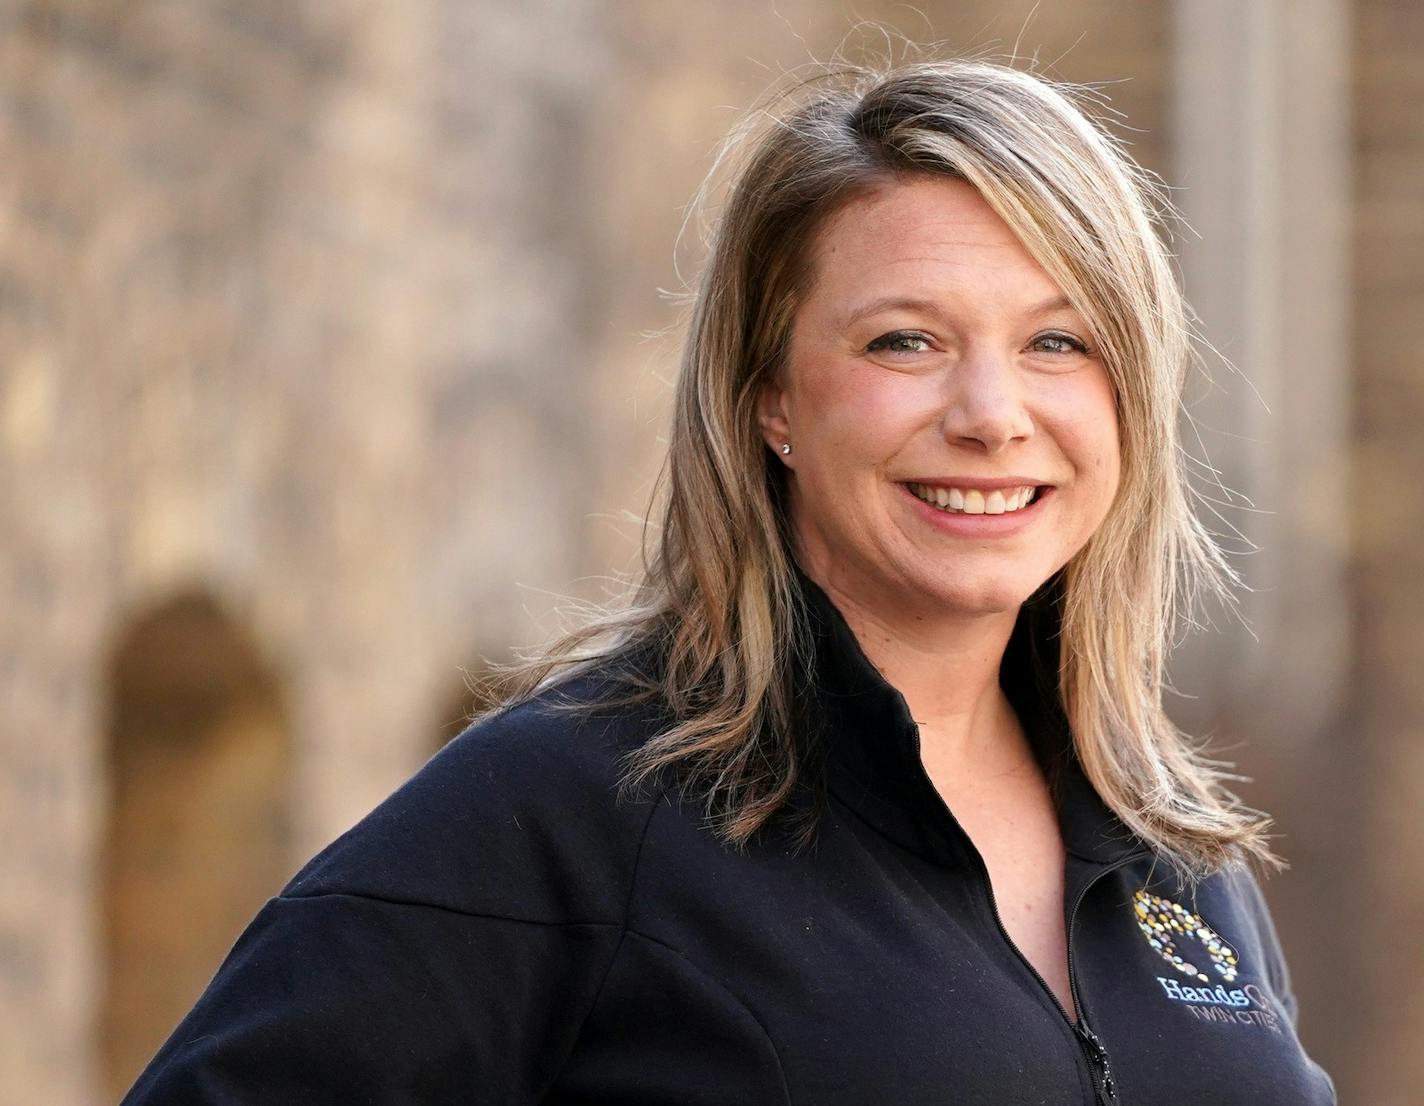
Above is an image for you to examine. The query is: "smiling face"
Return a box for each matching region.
[758,174,1122,623]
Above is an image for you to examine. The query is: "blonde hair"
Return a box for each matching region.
[483,57,1278,880]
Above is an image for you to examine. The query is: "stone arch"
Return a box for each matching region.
[99,589,291,1100]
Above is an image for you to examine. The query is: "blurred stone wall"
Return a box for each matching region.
[0,1,1414,1103]
[1,1,615,1098]
[1351,2,1424,1101]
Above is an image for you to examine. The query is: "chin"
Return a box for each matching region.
[908,571,1038,616]
[941,587,1030,617]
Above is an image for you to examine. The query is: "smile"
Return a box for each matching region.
[903,481,1041,515]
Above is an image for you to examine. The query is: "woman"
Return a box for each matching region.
[124,59,1336,1104]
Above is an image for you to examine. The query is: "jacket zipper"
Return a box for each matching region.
[908,721,1145,1105]
[973,836,1139,1105]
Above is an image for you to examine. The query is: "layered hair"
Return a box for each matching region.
[484,57,1278,879]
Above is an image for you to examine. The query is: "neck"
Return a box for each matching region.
[800,557,1026,773]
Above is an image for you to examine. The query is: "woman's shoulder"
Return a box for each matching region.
[280,665,674,926]
[121,668,676,1103]
[1215,861,1301,1023]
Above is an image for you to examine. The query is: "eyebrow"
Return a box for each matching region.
[836,293,1077,332]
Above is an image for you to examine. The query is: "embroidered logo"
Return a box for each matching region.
[1132,889,1283,1034]
[1132,889,1238,984]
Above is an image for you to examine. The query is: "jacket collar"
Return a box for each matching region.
[793,565,1150,868]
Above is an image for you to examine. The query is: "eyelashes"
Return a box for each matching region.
[865,331,934,355]
[1030,331,1093,356]
[863,329,1095,359]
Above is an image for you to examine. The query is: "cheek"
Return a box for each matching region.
[1093,383,1123,495]
[1077,402,1122,512]
[1080,407,1121,476]
[793,359,934,458]
[1044,376,1121,506]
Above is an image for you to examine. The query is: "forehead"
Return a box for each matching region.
[803,175,1063,311]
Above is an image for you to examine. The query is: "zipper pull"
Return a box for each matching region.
[1075,1020,1116,1102]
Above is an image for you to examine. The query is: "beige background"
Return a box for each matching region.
[1,1,1417,1102]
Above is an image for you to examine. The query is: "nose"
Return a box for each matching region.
[939,348,1033,453]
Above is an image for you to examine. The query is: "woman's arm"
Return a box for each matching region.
[122,892,623,1104]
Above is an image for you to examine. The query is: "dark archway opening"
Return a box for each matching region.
[100,589,291,1099]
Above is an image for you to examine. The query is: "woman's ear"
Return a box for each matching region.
[757,377,793,461]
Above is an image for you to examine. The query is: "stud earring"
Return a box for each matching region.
[780,443,792,455]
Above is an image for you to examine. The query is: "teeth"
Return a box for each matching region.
[907,482,1039,516]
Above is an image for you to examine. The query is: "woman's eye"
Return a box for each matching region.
[1031,331,1090,355]
[866,331,933,355]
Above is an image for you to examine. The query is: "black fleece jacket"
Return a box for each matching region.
[123,573,1336,1104]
